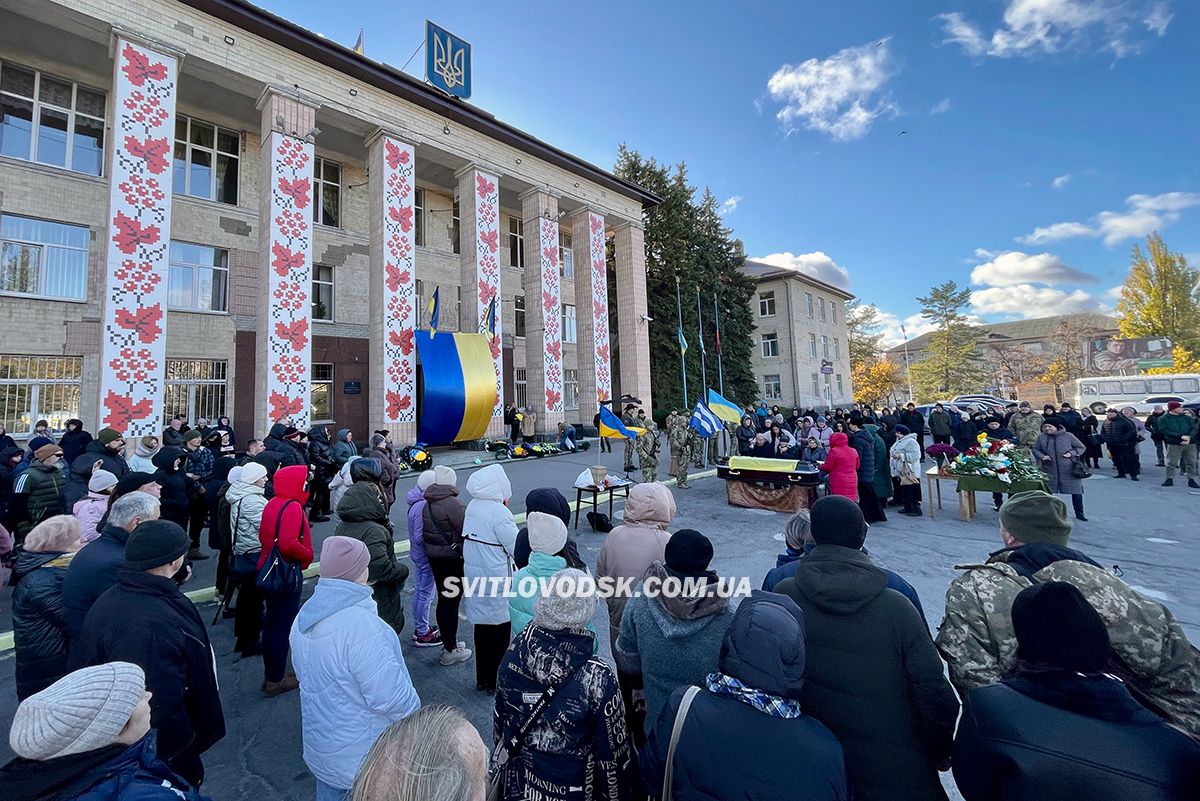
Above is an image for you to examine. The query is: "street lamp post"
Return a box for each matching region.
[901,323,914,403]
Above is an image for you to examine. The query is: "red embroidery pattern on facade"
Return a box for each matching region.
[381,137,417,423]
[473,170,503,415]
[589,213,612,404]
[540,219,563,413]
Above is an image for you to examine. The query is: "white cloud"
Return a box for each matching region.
[719,195,742,216]
[1052,173,1071,189]
[970,284,1106,319]
[874,309,938,349]
[755,251,851,290]
[1018,191,1200,246]
[930,97,952,115]
[1105,284,1124,301]
[766,40,897,141]
[970,250,1094,287]
[937,0,1172,59]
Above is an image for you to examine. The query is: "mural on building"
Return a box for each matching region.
[540,217,563,413]
[265,133,314,428]
[98,39,178,436]
[472,169,503,416]
[380,137,418,423]
[588,212,612,405]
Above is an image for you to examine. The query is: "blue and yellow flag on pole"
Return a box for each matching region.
[426,287,440,337]
[677,325,688,357]
[706,388,741,425]
[353,29,365,55]
[598,405,644,440]
[483,294,497,340]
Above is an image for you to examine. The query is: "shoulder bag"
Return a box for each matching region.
[662,685,702,801]
[488,657,589,801]
[256,499,304,595]
[1071,459,1092,479]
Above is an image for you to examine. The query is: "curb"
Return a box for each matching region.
[0,470,716,653]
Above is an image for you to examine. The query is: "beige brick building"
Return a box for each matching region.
[741,260,854,409]
[0,0,656,443]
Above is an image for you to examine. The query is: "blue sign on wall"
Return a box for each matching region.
[425,20,471,99]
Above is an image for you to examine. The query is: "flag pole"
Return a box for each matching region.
[714,292,725,395]
[675,274,688,408]
[695,287,708,402]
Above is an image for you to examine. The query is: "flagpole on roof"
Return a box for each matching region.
[675,274,688,408]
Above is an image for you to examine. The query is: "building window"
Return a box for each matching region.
[824,374,832,400]
[414,187,425,247]
[514,367,528,408]
[830,302,837,324]
[0,214,88,300]
[821,335,829,358]
[312,363,333,421]
[163,359,227,425]
[564,368,579,410]
[818,297,827,321]
[559,231,573,278]
[508,217,524,269]
[836,373,844,395]
[834,337,841,360]
[513,295,526,338]
[805,292,814,317]
[563,304,577,343]
[451,198,460,255]
[168,241,228,312]
[312,157,340,227]
[811,373,820,397]
[763,374,782,400]
[312,264,333,321]
[0,355,82,437]
[172,115,239,205]
[809,333,817,357]
[0,63,105,176]
[759,291,776,317]
[761,332,779,358]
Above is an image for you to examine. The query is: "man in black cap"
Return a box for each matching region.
[77,520,225,787]
[953,582,1200,800]
[276,426,310,470]
[775,496,958,801]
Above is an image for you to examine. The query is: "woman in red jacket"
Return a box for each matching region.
[257,464,314,697]
[819,432,861,502]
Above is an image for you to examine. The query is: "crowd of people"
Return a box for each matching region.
[0,408,1198,801]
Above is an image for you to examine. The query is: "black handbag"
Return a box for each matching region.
[256,500,304,595]
[1071,459,1092,479]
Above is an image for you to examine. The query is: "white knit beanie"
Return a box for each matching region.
[526,511,568,556]
[88,469,119,494]
[10,662,145,760]
[433,465,457,487]
[239,462,268,485]
[534,568,597,631]
[417,469,437,491]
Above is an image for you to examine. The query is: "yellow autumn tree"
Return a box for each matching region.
[1146,345,1200,375]
[853,360,903,406]
[1116,233,1200,356]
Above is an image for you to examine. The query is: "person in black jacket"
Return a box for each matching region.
[162,415,187,448]
[64,429,128,508]
[512,487,586,571]
[78,520,225,787]
[58,418,93,467]
[263,421,287,453]
[0,444,23,531]
[12,515,83,699]
[641,590,847,801]
[152,447,192,530]
[899,403,926,460]
[1101,408,1140,480]
[952,581,1200,801]
[306,426,335,522]
[847,413,886,523]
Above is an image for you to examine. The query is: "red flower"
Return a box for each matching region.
[596,343,610,361]
[480,228,499,254]
[114,304,164,343]
[384,139,405,170]
[389,205,413,233]
[269,391,305,422]
[478,280,496,305]
[543,290,557,314]
[271,243,306,276]
[545,388,561,410]
[112,212,160,254]
[121,43,168,87]
[123,136,170,174]
[385,262,402,292]
[590,215,603,234]
[103,390,155,429]
[278,177,311,209]
[542,246,558,266]
[488,337,501,359]
[546,340,562,360]
[274,318,309,351]
[389,328,414,355]
[476,173,495,197]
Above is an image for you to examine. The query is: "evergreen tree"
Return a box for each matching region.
[846,300,885,368]
[910,280,986,399]
[1116,233,1200,356]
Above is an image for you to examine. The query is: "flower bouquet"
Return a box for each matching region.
[925,443,961,473]
[947,432,1044,485]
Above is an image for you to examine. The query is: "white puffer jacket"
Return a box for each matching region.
[889,433,922,478]
[462,464,519,625]
[226,478,268,555]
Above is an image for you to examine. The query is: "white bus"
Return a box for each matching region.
[1067,373,1200,414]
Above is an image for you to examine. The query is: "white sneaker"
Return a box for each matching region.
[439,646,471,666]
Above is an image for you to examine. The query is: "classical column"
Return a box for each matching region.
[520,189,563,434]
[98,36,181,436]
[613,220,652,410]
[366,130,418,443]
[255,87,319,433]
[572,209,610,425]
[457,165,505,437]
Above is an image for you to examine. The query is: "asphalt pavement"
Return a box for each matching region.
[0,446,1196,801]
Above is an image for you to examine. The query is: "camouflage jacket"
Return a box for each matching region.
[937,548,1200,738]
[668,422,693,453]
[635,430,659,463]
[1008,411,1045,447]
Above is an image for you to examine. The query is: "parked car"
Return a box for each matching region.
[952,394,1009,410]
[1126,395,1195,415]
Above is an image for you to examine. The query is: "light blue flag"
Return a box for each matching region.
[688,400,721,438]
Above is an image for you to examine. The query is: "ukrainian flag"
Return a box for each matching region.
[598,405,644,440]
[426,287,440,338]
[415,331,497,444]
[706,389,741,425]
[677,325,688,356]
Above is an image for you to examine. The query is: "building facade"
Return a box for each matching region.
[741,260,853,409]
[0,0,656,444]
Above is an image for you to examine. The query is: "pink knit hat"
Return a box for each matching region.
[320,536,369,581]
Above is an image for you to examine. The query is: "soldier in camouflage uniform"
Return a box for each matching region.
[1008,402,1045,458]
[621,405,639,472]
[635,420,660,483]
[669,421,695,488]
[936,490,1200,738]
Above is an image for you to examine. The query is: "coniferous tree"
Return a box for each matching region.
[910,280,987,399]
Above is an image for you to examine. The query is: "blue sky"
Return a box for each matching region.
[271,0,1198,344]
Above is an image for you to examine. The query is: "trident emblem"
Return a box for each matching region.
[432,30,466,90]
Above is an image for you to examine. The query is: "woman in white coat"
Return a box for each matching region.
[889,424,923,517]
[290,536,421,801]
[462,463,519,693]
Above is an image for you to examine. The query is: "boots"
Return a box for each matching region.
[263,674,299,697]
[1071,494,1087,521]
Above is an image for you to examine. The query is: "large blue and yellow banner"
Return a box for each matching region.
[415,331,497,444]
